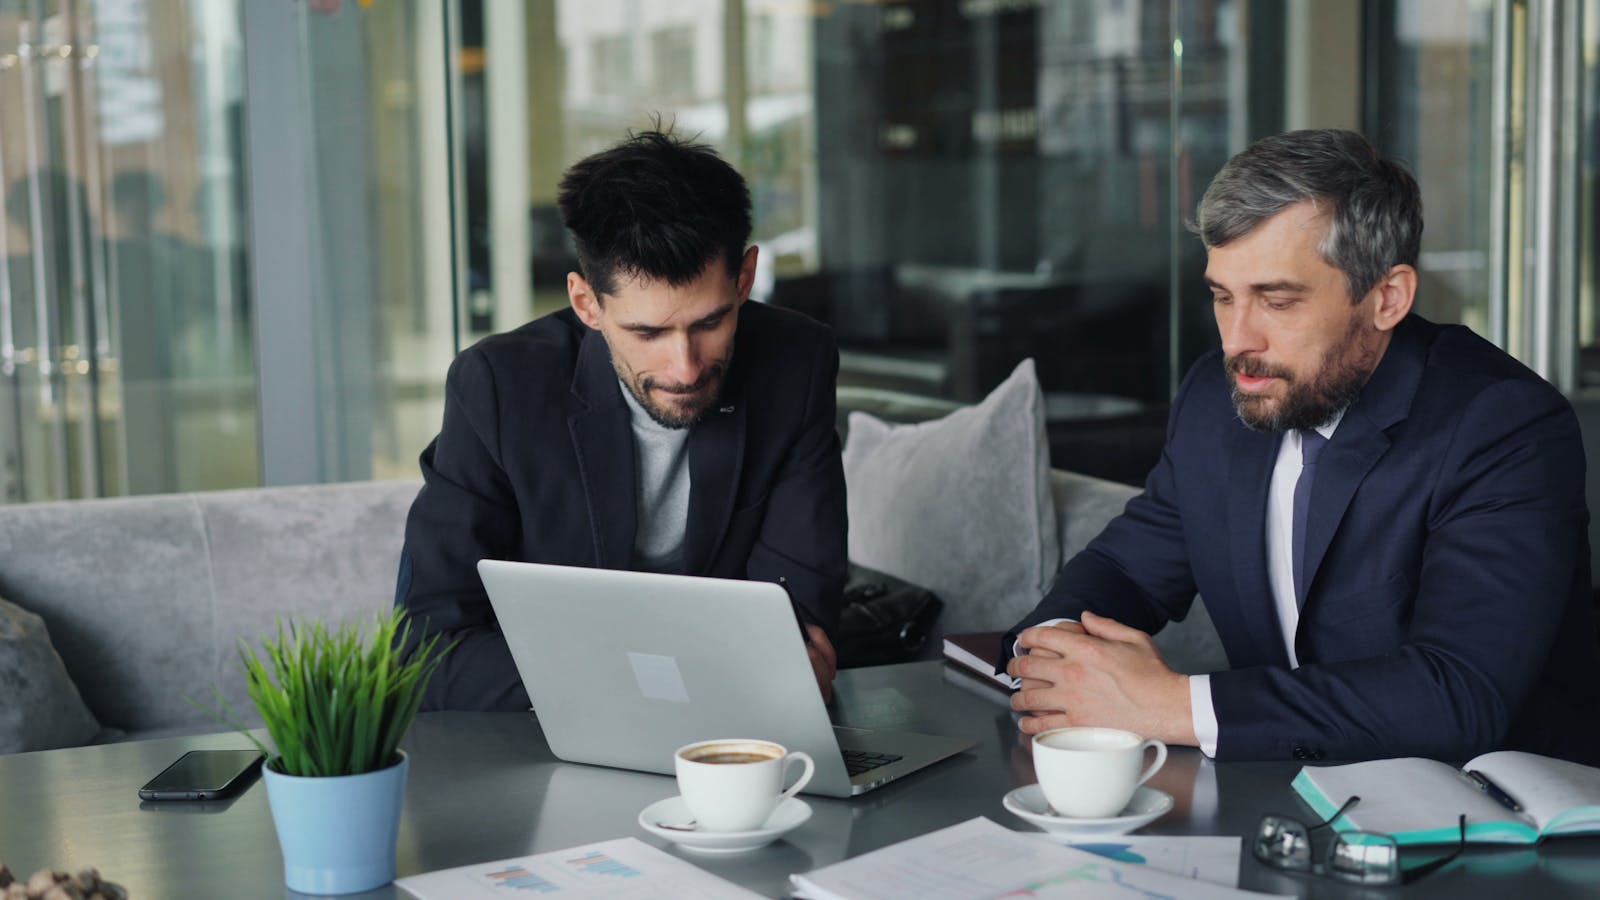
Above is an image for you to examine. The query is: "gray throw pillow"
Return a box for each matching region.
[842,359,1059,634]
[0,595,102,753]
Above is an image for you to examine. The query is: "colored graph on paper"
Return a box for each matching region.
[564,849,641,879]
[395,837,764,899]
[997,860,1180,899]
[1064,836,1241,887]
[788,818,1286,900]
[483,863,560,893]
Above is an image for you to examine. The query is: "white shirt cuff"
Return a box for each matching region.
[1189,674,1219,758]
[1011,617,1076,657]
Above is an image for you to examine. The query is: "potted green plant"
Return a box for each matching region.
[213,609,451,895]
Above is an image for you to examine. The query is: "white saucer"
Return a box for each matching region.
[637,795,812,854]
[1003,784,1174,837]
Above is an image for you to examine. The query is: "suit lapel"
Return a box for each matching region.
[1227,423,1290,667]
[683,374,746,575]
[1298,317,1424,623]
[567,329,637,570]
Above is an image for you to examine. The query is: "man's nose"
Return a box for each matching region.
[663,335,701,387]
[1218,302,1266,359]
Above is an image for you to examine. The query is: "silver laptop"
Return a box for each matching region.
[478,559,974,797]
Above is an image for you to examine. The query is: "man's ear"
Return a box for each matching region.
[1369,264,1417,332]
[734,245,759,305]
[568,272,602,329]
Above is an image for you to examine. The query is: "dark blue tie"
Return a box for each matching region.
[1292,429,1328,607]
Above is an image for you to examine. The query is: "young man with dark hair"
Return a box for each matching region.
[1004,129,1600,764]
[398,130,846,711]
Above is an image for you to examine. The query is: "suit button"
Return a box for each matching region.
[1292,746,1310,760]
[1311,750,1326,761]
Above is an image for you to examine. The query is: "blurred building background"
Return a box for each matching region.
[0,0,1594,501]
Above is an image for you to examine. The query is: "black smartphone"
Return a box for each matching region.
[138,749,265,801]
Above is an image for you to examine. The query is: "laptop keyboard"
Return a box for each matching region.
[842,749,904,776]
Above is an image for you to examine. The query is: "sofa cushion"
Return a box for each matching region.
[843,359,1058,634]
[0,480,422,737]
[202,482,416,721]
[0,594,101,753]
[0,493,214,732]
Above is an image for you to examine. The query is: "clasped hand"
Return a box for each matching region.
[1005,611,1195,745]
[804,624,837,704]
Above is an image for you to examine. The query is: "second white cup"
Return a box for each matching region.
[1032,726,1167,818]
[674,739,815,832]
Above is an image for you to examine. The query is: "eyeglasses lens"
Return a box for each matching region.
[1254,816,1313,871]
[1327,832,1401,885]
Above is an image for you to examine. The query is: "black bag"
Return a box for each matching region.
[835,564,944,669]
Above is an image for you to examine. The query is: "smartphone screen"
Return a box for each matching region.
[138,749,265,801]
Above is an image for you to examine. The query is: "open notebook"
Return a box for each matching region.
[1293,751,1600,845]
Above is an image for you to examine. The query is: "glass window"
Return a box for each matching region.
[423,0,1257,486]
[0,0,256,502]
[1363,1,1496,338]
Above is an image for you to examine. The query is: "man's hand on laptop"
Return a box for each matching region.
[805,624,837,704]
[1005,612,1195,745]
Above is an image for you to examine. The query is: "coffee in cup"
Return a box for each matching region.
[674,739,815,832]
[1032,726,1167,818]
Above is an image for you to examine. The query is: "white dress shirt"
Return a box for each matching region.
[1020,413,1345,756]
[1189,412,1342,755]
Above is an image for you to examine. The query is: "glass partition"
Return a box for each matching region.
[0,0,255,502]
[416,0,1261,486]
[8,1,1596,503]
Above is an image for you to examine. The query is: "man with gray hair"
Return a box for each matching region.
[1003,129,1600,764]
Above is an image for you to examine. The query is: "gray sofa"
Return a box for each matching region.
[0,466,1223,754]
[0,481,417,749]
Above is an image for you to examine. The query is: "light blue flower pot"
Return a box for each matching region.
[263,751,408,895]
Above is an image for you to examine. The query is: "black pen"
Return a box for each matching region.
[1466,769,1524,813]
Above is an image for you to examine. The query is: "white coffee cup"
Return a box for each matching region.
[1032,726,1167,819]
[674,739,815,832]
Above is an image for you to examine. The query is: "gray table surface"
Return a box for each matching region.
[4,661,1599,899]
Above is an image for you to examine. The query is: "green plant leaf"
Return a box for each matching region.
[195,608,455,778]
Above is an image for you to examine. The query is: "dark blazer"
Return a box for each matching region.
[398,301,848,711]
[1007,314,1600,764]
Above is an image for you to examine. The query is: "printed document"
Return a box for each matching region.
[790,817,1288,899]
[396,837,762,899]
[1063,835,1241,886]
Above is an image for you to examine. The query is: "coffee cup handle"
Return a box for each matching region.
[1135,739,1168,787]
[778,751,815,801]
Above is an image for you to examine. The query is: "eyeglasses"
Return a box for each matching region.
[1253,795,1466,886]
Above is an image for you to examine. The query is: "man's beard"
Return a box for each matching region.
[621,363,727,429]
[1226,315,1376,432]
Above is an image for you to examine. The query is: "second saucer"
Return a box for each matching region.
[638,795,812,854]
[1003,784,1174,837]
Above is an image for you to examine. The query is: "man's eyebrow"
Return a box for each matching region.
[1249,279,1312,294]
[690,303,735,326]
[1202,277,1311,294]
[617,303,735,332]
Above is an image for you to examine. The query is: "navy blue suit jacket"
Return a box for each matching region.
[398,302,848,711]
[1008,315,1600,764]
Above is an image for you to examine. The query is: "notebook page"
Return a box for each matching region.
[1297,758,1518,836]
[1469,751,1600,834]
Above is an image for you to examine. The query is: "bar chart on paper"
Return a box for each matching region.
[483,863,562,893]
[1064,836,1242,886]
[789,818,1289,900]
[565,850,641,879]
[395,837,764,899]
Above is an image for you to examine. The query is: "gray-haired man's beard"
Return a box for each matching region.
[1226,320,1376,433]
